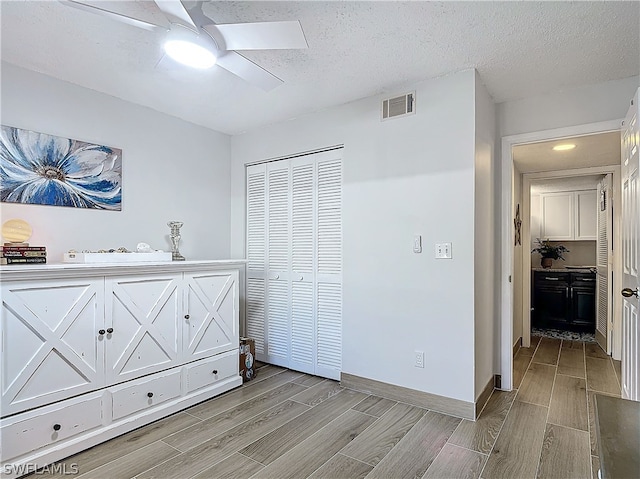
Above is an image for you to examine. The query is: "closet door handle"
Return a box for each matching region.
[106,328,114,334]
[98,329,106,336]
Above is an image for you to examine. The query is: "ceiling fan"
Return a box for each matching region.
[60,0,308,91]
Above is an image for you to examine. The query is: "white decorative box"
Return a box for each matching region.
[63,252,172,263]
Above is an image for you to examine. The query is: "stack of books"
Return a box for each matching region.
[1,244,47,265]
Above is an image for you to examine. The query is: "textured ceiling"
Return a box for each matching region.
[513,131,621,174]
[1,1,639,135]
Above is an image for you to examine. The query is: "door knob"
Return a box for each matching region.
[98,329,106,335]
[621,287,639,298]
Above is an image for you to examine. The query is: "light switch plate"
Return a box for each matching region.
[413,235,422,253]
[435,242,452,259]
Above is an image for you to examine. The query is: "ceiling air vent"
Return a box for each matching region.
[382,92,415,121]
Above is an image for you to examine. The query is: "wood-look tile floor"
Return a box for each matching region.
[35,340,621,479]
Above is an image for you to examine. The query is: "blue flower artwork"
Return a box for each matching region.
[0,126,122,210]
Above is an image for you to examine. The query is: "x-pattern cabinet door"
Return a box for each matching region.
[105,275,181,384]
[1,278,105,416]
[183,271,238,361]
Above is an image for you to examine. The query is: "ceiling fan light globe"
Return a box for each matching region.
[164,40,216,69]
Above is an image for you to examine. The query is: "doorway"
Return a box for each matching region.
[500,120,623,391]
[520,168,619,356]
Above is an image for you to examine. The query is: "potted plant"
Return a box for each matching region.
[532,238,569,269]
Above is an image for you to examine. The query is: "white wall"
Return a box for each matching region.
[498,76,639,137]
[473,72,497,399]
[231,70,478,402]
[1,63,231,261]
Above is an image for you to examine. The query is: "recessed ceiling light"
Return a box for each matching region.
[552,144,576,151]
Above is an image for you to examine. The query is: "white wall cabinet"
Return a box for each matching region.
[246,149,343,380]
[540,189,597,241]
[0,261,243,478]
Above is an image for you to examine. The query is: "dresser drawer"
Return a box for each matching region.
[185,349,238,394]
[110,370,182,421]
[1,393,103,461]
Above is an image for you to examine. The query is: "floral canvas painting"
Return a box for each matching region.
[0,126,122,210]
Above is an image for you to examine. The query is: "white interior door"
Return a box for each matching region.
[289,157,316,374]
[245,148,343,379]
[315,157,343,379]
[596,174,612,353]
[246,164,267,356]
[621,89,639,401]
[265,161,292,367]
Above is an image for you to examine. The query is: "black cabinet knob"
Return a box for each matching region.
[184,314,190,319]
[106,328,114,334]
[147,392,154,398]
[53,424,61,431]
[212,370,218,375]
[98,329,106,335]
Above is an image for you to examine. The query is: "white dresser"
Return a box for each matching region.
[0,260,244,478]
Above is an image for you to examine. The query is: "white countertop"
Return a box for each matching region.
[0,259,247,281]
[532,267,596,273]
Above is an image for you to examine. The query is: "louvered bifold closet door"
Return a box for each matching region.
[289,157,316,374]
[596,175,612,352]
[265,162,292,367]
[245,148,343,379]
[246,164,267,356]
[315,153,343,380]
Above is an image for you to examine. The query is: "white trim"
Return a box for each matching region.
[244,144,344,167]
[500,119,623,390]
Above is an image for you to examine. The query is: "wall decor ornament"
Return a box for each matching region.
[514,204,522,246]
[0,125,122,210]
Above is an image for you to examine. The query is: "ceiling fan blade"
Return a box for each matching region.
[216,52,283,91]
[154,0,198,32]
[186,1,215,29]
[60,1,167,33]
[205,21,308,51]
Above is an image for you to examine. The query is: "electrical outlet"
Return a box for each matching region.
[414,350,424,368]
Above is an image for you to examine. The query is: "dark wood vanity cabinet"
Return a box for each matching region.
[532,271,596,332]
